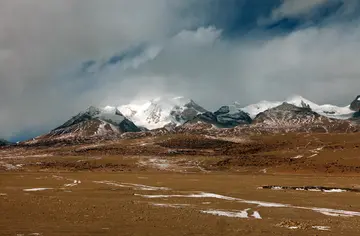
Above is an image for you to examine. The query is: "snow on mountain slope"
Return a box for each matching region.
[116,97,208,130]
[239,101,282,119]
[249,103,357,133]
[32,106,140,142]
[240,95,354,119]
[189,105,252,128]
[55,106,127,131]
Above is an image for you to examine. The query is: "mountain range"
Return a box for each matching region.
[241,95,354,120]
[25,95,360,144]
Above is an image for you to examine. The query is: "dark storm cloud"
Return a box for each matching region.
[0,0,193,139]
[1,0,360,140]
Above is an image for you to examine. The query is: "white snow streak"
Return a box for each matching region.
[23,188,53,192]
[136,192,360,217]
[94,180,171,191]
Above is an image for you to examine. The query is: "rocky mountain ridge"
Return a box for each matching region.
[24,95,360,144]
[117,97,208,130]
[241,95,354,120]
[30,106,140,143]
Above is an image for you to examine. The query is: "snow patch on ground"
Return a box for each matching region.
[94,181,129,188]
[122,183,171,191]
[201,209,249,219]
[136,192,237,201]
[261,186,348,193]
[270,186,283,190]
[323,189,347,193]
[308,154,318,158]
[64,180,81,187]
[150,203,190,208]
[201,209,262,219]
[23,188,53,192]
[312,226,330,231]
[314,210,353,217]
[136,191,360,217]
[252,211,262,219]
[242,200,288,208]
[287,226,299,230]
[308,188,321,192]
[94,180,171,191]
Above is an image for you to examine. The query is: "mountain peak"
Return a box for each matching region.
[85,106,102,116]
[350,95,360,111]
[242,95,354,120]
[276,102,312,112]
[35,105,141,142]
[285,95,317,108]
[116,96,207,129]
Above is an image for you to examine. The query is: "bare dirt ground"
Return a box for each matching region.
[2,133,360,235]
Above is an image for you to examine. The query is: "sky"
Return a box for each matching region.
[1,0,360,141]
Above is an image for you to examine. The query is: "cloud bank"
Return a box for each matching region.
[1,0,360,140]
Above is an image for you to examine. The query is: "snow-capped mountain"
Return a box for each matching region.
[24,94,360,145]
[190,105,252,128]
[34,106,140,142]
[27,96,207,144]
[241,95,354,120]
[115,96,208,130]
[249,103,357,133]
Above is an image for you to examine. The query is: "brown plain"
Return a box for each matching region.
[1,133,360,235]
